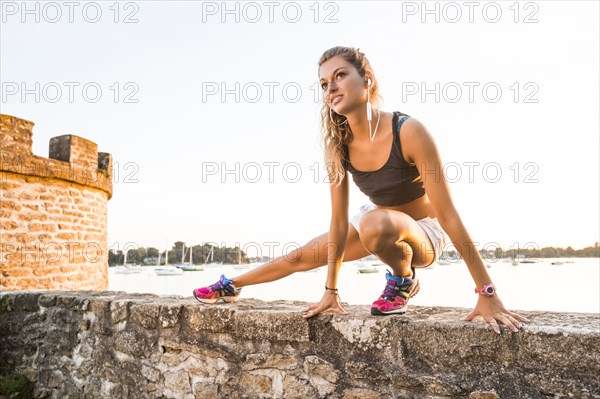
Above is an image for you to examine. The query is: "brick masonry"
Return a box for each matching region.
[0,114,113,291]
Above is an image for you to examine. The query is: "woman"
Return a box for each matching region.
[193,46,529,334]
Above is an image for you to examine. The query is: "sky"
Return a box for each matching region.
[1,1,598,258]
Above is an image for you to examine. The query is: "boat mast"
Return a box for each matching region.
[165,236,169,266]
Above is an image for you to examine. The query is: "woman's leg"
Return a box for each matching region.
[231,224,371,288]
[358,209,437,278]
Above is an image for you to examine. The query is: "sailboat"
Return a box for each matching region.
[511,254,526,266]
[176,246,204,272]
[113,251,143,274]
[520,258,539,264]
[204,246,223,267]
[356,259,379,274]
[155,245,184,276]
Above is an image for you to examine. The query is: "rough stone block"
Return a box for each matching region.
[0,291,598,399]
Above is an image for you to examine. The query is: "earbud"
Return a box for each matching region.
[367,78,371,86]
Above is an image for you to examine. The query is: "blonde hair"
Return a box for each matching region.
[318,46,383,187]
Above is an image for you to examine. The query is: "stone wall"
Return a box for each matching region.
[0,114,113,291]
[0,290,598,399]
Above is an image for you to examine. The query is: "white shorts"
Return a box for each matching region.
[350,203,449,263]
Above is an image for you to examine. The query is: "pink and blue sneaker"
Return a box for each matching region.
[370,268,416,316]
[193,274,242,304]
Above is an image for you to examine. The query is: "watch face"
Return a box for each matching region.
[485,286,494,295]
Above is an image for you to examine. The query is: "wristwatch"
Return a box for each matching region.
[475,283,496,297]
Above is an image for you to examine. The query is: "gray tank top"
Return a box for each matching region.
[343,111,425,206]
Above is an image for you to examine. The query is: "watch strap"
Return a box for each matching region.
[475,283,495,296]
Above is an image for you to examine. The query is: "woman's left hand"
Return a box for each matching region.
[464,294,530,333]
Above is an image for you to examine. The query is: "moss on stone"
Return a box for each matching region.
[0,372,34,399]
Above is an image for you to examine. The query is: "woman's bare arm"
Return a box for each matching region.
[402,118,530,333]
[302,166,350,318]
[325,168,350,288]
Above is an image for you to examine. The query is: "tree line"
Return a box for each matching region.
[108,241,600,266]
[108,241,255,266]
[477,242,600,259]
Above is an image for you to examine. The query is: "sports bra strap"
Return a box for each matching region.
[393,111,411,135]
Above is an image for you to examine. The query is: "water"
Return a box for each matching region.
[109,258,600,313]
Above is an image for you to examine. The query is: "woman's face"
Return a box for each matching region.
[319,56,367,115]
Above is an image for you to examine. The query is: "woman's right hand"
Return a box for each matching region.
[302,290,347,319]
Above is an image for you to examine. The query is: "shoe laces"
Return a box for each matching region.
[381,281,401,302]
[209,277,230,293]
[209,280,224,292]
[380,272,412,302]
